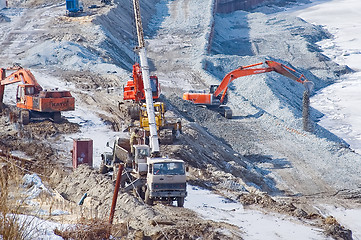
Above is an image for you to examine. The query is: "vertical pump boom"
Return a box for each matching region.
[132,0,160,155]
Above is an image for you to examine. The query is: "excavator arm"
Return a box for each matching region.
[213,60,314,104]
[0,67,43,105]
[213,62,274,103]
[265,60,314,93]
[1,67,43,90]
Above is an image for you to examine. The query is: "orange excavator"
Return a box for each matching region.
[0,66,75,125]
[183,60,314,118]
[123,63,160,102]
[121,63,160,120]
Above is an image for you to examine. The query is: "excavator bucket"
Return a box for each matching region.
[303,81,314,93]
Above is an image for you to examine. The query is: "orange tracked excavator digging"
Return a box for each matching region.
[183,60,314,118]
[0,67,75,125]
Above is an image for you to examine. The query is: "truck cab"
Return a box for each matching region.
[101,138,187,207]
[146,158,187,207]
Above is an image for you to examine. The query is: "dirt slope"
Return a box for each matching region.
[0,0,359,239]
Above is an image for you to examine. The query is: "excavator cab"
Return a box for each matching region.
[209,85,218,94]
[209,84,228,105]
[16,84,35,105]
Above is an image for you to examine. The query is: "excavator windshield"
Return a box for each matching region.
[25,85,35,95]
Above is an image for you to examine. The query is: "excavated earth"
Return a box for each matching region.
[0,0,360,239]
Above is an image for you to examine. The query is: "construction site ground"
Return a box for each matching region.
[0,0,360,239]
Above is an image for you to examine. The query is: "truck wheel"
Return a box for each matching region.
[145,189,153,206]
[20,111,30,125]
[177,197,185,207]
[53,112,62,123]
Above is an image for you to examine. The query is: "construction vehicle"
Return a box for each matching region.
[101,135,187,207]
[121,79,181,143]
[101,0,187,207]
[123,63,160,103]
[120,44,180,144]
[139,102,182,144]
[183,60,314,118]
[66,0,83,16]
[120,62,160,120]
[0,67,75,125]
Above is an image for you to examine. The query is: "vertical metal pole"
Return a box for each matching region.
[0,69,5,110]
[108,163,124,225]
[303,90,311,132]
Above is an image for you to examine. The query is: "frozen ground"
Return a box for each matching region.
[289,0,361,154]
[320,205,361,240]
[289,0,361,238]
[17,215,65,240]
[1,0,361,239]
[186,185,331,240]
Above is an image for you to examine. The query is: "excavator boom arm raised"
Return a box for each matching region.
[1,67,43,105]
[213,60,314,101]
[213,65,273,97]
[265,60,314,92]
[1,68,43,91]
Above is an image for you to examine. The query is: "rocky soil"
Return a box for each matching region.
[0,0,360,239]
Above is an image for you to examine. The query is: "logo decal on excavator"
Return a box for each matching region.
[51,102,69,107]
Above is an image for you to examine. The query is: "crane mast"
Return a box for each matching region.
[132,0,160,155]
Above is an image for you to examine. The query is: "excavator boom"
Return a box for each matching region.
[214,60,313,98]
[1,67,43,104]
[0,67,75,124]
[1,68,41,87]
[213,65,274,97]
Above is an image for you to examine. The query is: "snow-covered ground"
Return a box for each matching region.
[3,0,361,239]
[185,185,331,240]
[186,1,361,239]
[320,205,361,240]
[289,0,361,154]
[16,215,65,240]
[289,1,361,239]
